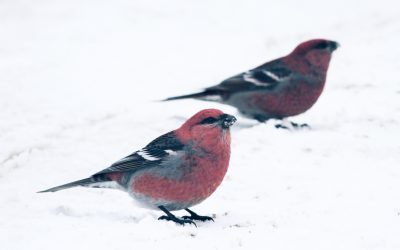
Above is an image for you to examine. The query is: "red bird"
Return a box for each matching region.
[165,39,339,128]
[39,109,236,226]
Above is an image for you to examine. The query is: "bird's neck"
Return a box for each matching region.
[284,52,332,76]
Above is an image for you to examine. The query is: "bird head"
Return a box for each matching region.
[176,109,236,144]
[288,39,339,72]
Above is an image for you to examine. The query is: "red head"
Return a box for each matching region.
[176,109,236,148]
[286,39,339,73]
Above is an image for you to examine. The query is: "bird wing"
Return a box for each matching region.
[209,59,292,93]
[94,131,184,175]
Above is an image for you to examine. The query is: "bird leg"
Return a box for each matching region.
[253,115,268,123]
[158,206,196,226]
[182,208,214,222]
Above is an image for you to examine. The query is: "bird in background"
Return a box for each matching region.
[165,39,339,129]
[39,109,236,226]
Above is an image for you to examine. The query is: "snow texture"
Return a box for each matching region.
[1,0,400,249]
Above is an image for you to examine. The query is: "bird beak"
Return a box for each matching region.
[219,114,237,129]
[329,41,340,52]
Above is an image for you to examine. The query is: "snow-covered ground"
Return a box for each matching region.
[1,0,400,249]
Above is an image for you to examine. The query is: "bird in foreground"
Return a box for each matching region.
[165,39,339,129]
[39,109,236,226]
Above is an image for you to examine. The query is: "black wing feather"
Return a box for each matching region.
[95,131,183,175]
[211,60,292,94]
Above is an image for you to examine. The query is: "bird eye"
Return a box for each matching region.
[314,42,329,50]
[199,117,218,124]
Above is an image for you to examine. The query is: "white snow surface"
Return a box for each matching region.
[1,0,400,249]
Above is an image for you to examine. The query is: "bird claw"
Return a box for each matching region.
[158,215,197,227]
[291,122,310,129]
[182,215,214,222]
[183,208,215,222]
[275,121,310,130]
[275,124,289,129]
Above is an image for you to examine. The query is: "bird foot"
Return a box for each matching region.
[182,215,214,222]
[275,121,310,130]
[158,215,197,227]
[182,208,214,222]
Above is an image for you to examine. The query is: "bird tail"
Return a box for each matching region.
[163,89,222,101]
[38,177,96,193]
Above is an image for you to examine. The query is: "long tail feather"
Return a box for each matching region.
[164,91,210,101]
[164,88,224,101]
[38,178,94,193]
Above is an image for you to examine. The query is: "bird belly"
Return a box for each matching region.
[229,82,325,119]
[128,191,203,211]
[127,155,229,211]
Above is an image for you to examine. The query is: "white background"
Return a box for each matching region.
[1,0,399,249]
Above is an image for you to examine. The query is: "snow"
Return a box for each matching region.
[1,0,400,249]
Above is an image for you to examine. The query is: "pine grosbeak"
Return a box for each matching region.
[165,39,339,128]
[39,109,236,226]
